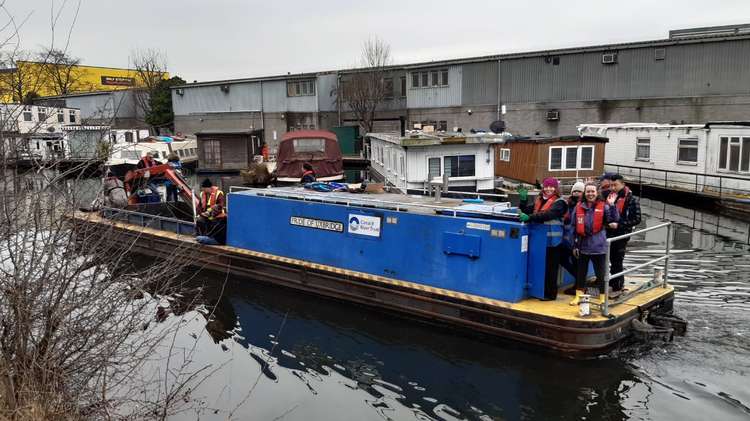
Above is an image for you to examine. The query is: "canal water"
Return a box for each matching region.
[152,196,750,421]
[11,172,749,420]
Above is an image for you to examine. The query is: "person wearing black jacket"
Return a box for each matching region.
[518,177,568,300]
[606,174,642,292]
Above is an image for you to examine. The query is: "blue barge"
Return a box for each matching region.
[74,187,683,354]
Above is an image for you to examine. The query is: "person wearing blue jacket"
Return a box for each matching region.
[570,182,619,305]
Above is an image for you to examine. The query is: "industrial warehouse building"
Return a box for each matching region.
[171,24,750,152]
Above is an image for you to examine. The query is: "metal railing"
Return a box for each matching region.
[601,222,672,316]
[100,206,196,235]
[604,163,750,200]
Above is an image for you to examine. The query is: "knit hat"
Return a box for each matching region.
[571,181,585,194]
[201,178,213,188]
[542,177,559,188]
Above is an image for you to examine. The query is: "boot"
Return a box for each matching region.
[569,289,584,306]
[598,293,607,303]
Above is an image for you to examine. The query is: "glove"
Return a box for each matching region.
[519,212,530,222]
[518,187,528,201]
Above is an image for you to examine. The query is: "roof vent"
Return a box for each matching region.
[654,48,666,60]
[546,110,560,121]
[602,53,618,64]
[175,88,184,96]
[220,84,230,93]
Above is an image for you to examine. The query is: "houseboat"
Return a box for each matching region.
[74,185,685,355]
[493,135,608,187]
[107,132,198,175]
[195,129,264,173]
[274,130,344,183]
[578,122,750,211]
[366,131,507,194]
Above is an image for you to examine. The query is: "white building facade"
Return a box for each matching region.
[578,123,750,194]
[367,133,504,193]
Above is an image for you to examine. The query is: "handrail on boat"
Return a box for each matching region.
[601,222,672,316]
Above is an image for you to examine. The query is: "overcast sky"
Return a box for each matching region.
[7,0,750,82]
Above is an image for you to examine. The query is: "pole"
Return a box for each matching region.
[602,242,611,316]
[663,223,671,288]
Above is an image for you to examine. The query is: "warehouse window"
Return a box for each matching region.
[383,78,393,99]
[444,155,475,177]
[287,80,316,97]
[500,148,511,162]
[549,146,594,171]
[719,137,750,173]
[411,69,449,88]
[677,138,699,164]
[636,138,650,161]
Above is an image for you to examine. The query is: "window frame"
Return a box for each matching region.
[399,76,407,97]
[427,156,442,181]
[68,110,76,123]
[500,148,511,162]
[23,106,33,122]
[719,136,750,173]
[286,79,316,97]
[636,137,651,161]
[443,154,476,178]
[548,145,595,171]
[676,137,699,165]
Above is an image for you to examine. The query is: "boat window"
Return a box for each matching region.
[23,106,33,121]
[443,155,475,177]
[677,138,699,164]
[68,110,76,123]
[579,146,594,170]
[636,138,650,161]
[564,147,578,170]
[204,140,221,166]
[124,132,134,143]
[719,136,750,173]
[293,138,325,153]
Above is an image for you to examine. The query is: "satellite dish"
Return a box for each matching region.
[490,120,506,134]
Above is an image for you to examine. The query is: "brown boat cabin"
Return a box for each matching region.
[494,135,608,185]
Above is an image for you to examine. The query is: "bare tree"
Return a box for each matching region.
[337,37,392,133]
[130,49,168,130]
[0,51,46,103]
[36,47,85,96]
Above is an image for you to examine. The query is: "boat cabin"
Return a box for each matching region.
[366,131,508,194]
[493,135,608,186]
[274,130,344,182]
[196,129,264,172]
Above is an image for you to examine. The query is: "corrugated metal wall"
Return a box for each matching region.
[64,90,138,120]
[407,65,462,108]
[261,80,317,113]
[173,82,262,114]
[462,61,498,106]
[499,38,750,104]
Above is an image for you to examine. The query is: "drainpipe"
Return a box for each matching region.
[260,80,265,132]
[337,73,342,126]
[496,59,502,121]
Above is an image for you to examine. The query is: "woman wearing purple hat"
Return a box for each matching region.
[518,177,568,300]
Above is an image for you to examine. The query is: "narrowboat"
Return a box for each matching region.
[74,186,685,355]
[273,130,344,183]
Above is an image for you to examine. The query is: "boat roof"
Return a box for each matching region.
[504,135,608,144]
[280,130,337,142]
[230,186,516,219]
[579,121,750,132]
[367,132,509,147]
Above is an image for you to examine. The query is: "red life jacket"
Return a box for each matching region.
[200,186,226,220]
[141,157,156,168]
[615,186,632,214]
[302,170,314,178]
[576,200,605,236]
[533,194,559,213]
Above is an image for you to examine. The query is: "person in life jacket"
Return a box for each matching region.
[570,182,619,305]
[196,178,227,245]
[518,177,568,300]
[165,153,182,202]
[560,181,586,289]
[136,151,159,169]
[300,162,316,184]
[606,173,642,293]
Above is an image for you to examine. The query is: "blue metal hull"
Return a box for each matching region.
[227,191,561,303]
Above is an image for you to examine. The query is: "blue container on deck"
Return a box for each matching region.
[227,189,562,303]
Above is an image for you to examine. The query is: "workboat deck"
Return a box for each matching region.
[241,186,516,218]
[74,211,673,324]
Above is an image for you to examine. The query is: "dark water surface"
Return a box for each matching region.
[155,195,750,421]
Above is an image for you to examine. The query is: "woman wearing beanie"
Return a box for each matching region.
[570,182,619,305]
[518,177,568,300]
